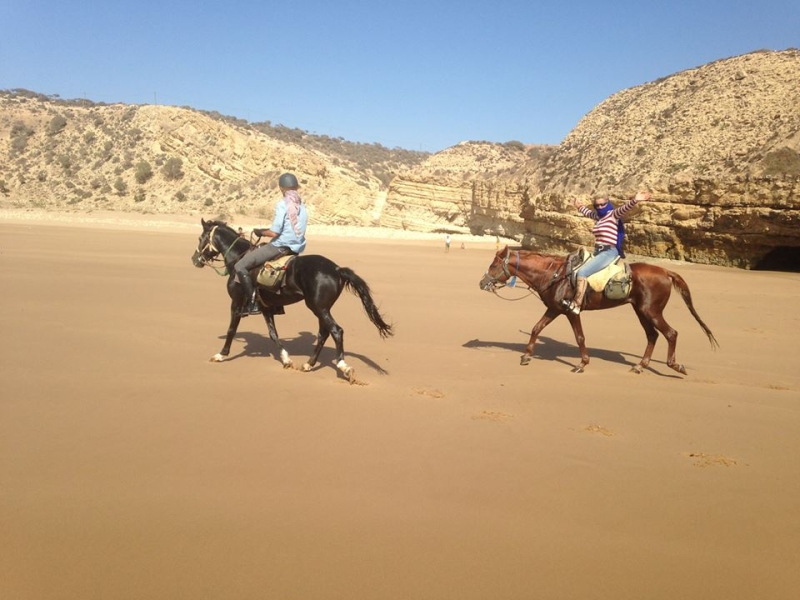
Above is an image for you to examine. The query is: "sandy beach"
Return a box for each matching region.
[1,210,799,599]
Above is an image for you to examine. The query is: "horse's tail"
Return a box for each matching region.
[338,267,394,339]
[668,271,720,350]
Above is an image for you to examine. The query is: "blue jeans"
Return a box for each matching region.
[576,245,619,278]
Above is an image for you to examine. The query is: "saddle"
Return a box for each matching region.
[567,249,633,300]
[256,254,295,291]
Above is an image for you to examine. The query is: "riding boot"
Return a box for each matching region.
[569,278,588,314]
[237,270,261,316]
[562,277,587,314]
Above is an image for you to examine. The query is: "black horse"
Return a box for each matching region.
[191,219,393,382]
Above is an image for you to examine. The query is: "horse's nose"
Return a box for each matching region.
[191,252,204,268]
[479,274,493,290]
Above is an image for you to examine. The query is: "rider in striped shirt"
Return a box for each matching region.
[564,191,650,315]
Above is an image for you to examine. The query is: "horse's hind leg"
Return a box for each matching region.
[302,319,331,372]
[263,313,294,369]
[632,307,685,374]
[651,313,685,375]
[303,310,353,381]
[631,307,659,373]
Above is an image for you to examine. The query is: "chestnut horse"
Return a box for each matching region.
[191,219,393,382]
[479,246,718,374]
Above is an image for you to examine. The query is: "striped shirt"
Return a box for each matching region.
[578,197,640,246]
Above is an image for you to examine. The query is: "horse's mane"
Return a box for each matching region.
[205,220,251,253]
[207,220,242,241]
[514,248,566,262]
[207,219,234,233]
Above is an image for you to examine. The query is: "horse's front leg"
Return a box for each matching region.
[263,313,293,369]
[565,313,589,373]
[210,296,243,362]
[520,308,560,366]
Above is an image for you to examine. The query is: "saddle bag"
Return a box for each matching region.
[604,269,632,300]
[256,254,294,290]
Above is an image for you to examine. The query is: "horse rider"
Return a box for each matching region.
[564,191,650,314]
[233,172,308,316]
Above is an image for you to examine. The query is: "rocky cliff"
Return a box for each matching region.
[2,49,799,269]
[378,141,554,237]
[526,48,800,269]
[383,49,800,269]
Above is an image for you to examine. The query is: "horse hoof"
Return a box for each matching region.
[210,353,225,362]
[520,355,531,366]
[630,365,642,374]
[283,361,294,370]
[571,364,585,374]
[676,364,687,375]
[301,363,312,372]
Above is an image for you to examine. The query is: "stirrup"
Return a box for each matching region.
[561,299,580,315]
[239,300,261,317]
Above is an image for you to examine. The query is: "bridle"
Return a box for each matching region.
[194,225,249,275]
[483,250,570,300]
[482,251,522,290]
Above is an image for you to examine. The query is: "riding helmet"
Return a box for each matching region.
[278,172,299,189]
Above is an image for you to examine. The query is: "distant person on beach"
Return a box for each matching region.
[562,190,650,315]
[445,234,451,253]
[233,172,308,316]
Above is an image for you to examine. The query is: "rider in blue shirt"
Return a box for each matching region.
[234,173,308,316]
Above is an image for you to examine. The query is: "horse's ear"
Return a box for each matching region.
[201,218,207,227]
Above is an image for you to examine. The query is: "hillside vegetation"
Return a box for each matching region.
[2,49,799,269]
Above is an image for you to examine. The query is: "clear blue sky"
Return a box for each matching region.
[1,1,798,152]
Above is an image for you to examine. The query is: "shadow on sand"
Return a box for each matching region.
[218,330,389,377]
[464,331,680,377]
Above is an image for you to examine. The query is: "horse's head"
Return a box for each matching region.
[192,218,248,269]
[479,245,512,291]
[191,219,219,268]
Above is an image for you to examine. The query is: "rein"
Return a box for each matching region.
[197,225,250,276]
[486,251,570,300]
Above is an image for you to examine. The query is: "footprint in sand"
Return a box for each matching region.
[684,452,739,467]
[584,424,614,437]
[472,410,514,422]
[413,388,445,399]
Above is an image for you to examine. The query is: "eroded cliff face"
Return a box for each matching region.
[383,50,800,269]
[522,49,800,268]
[381,142,550,237]
[2,50,799,268]
[520,175,799,268]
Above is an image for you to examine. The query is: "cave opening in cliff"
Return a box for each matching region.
[753,247,800,272]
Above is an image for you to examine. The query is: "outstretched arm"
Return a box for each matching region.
[613,191,650,218]
[572,198,595,219]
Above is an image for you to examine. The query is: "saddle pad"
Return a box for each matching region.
[587,259,626,292]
